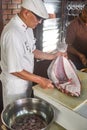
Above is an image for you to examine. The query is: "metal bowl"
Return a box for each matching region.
[1,98,54,130]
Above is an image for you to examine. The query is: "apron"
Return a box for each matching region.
[1,72,33,108]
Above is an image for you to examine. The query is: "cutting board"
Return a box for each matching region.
[33,71,87,130]
[33,71,87,109]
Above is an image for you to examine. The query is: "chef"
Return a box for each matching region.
[0,0,67,108]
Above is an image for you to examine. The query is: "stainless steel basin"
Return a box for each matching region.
[1,98,54,130]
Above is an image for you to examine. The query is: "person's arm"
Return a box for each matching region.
[68,45,87,66]
[10,50,67,89]
[66,19,87,66]
[11,70,54,89]
[67,45,80,56]
[33,49,67,60]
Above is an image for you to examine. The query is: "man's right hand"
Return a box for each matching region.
[39,77,54,89]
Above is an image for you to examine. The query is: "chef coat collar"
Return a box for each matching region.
[15,14,28,31]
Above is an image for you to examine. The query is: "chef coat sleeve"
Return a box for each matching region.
[5,31,24,73]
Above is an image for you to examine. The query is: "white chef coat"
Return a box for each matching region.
[0,14,36,108]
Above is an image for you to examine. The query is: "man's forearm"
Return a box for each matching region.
[33,49,56,60]
[11,70,43,84]
[67,45,80,57]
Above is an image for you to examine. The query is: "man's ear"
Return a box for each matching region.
[23,9,30,19]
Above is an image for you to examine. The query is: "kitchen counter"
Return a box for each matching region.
[50,122,66,130]
[33,71,87,109]
[33,71,87,130]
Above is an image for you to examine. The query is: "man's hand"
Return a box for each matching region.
[39,77,54,89]
[54,51,68,58]
[79,53,87,67]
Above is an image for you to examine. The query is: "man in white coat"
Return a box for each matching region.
[0,0,67,108]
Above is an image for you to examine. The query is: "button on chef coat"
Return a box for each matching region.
[0,14,36,108]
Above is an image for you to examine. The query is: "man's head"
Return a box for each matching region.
[19,0,49,28]
[81,4,87,23]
